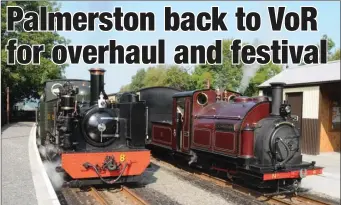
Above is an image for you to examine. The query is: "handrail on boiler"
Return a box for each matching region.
[194,115,242,120]
[145,106,149,140]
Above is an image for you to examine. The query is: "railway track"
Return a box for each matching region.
[60,185,149,205]
[120,185,150,205]
[88,187,110,205]
[272,194,336,205]
[151,156,337,205]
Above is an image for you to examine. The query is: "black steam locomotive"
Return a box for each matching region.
[36,68,150,187]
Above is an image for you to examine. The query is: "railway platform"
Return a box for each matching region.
[1,122,60,205]
[302,153,340,200]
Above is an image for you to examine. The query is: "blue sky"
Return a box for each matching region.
[59,1,340,93]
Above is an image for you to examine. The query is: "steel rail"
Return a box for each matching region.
[120,185,150,205]
[63,185,148,205]
[151,156,333,205]
[290,194,334,205]
[121,185,149,205]
[88,187,111,205]
[61,187,110,205]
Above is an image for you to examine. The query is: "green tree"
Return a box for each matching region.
[119,84,131,92]
[1,1,69,105]
[321,34,335,56]
[190,39,244,91]
[213,39,244,90]
[142,65,167,87]
[300,35,337,66]
[244,62,282,96]
[120,65,192,91]
[330,48,340,61]
[161,65,191,90]
[191,64,214,89]
[130,68,146,91]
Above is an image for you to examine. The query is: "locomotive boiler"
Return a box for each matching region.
[137,83,323,194]
[36,68,150,187]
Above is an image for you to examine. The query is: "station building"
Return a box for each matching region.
[258,60,340,155]
[107,92,123,102]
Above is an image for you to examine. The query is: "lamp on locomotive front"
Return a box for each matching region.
[280,100,292,118]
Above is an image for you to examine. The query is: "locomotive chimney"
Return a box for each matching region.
[270,82,286,116]
[89,68,107,106]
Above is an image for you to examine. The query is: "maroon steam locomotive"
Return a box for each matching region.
[132,82,323,194]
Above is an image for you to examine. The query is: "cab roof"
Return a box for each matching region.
[43,79,89,85]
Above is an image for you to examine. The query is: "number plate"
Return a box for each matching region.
[120,154,126,162]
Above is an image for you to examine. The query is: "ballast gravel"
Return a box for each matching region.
[133,160,263,205]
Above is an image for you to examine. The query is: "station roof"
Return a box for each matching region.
[259,60,340,88]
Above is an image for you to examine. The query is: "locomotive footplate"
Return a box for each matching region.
[237,160,324,182]
[248,161,322,173]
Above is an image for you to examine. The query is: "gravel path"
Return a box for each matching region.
[132,159,263,205]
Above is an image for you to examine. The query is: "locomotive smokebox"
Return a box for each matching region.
[89,68,107,105]
[270,82,286,116]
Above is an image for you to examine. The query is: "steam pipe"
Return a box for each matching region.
[53,105,58,146]
[115,117,119,138]
[269,82,286,116]
[145,106,149,140]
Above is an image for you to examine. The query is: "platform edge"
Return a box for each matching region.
[28,124,61,205]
